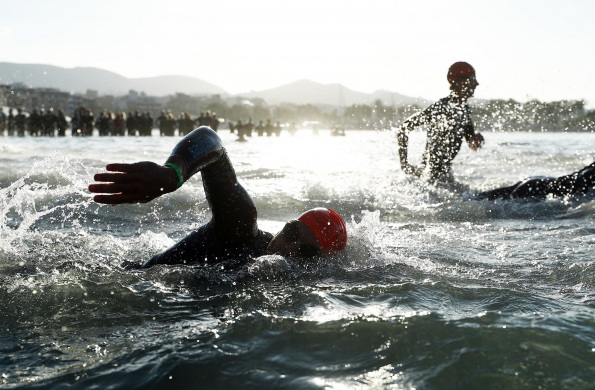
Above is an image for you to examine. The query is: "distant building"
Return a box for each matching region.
[85,89,98,100]
[0,83,33,109]
[34,88,71,111]
[0,84,216,119]
[0,84,70,112]
[123,90,161,114]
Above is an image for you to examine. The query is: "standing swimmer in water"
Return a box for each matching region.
[475,161,595,200]
[89,126,348,268]
[396,62,485,184]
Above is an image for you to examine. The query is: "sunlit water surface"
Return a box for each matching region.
[1,130,594,389]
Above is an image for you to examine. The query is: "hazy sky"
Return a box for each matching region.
[1,0,594,105]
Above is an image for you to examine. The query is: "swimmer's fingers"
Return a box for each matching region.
[90,182,161,204]
[96,162,158,176]
[93,161,153,182]
[92,193,154,204]
[92,161,161,186]
[104,163,144,173]
[93,172,141,183]
[89,161,178,204]
[88,182,145,194]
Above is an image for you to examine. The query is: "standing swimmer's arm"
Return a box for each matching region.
[397,113,424,176]
[89,126,224,204]
[463,120,484,151]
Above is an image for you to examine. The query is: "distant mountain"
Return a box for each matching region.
[0,62,228,96]
[239,79,426,107]
[0,62,425,107]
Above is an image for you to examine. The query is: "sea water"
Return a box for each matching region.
[0,129,594,389]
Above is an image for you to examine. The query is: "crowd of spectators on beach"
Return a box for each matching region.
[0,106,303,138]
[0,107,217,137]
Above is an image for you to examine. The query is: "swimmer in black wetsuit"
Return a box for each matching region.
[89,126,348,268]
[475,162,595,200]
[397,62,485,184]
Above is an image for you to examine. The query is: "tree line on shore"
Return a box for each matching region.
[177,97,595,132]
[188,98,595,132]
[353,99,595,132]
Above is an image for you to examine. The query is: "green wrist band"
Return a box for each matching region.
[165,162,184,188]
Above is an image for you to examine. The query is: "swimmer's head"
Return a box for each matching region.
[265,208,348,258]
[448,62,478,99]
[298,208,347,255]
[447,62,476,84]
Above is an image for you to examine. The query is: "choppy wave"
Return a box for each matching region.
[1,131,594,389]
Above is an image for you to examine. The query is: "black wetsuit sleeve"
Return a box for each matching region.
[550,161,595,196]
[142,127,267,268]
[474,183,520,200]
[396,129,409,167]
[475,177,555,200]
[397,109,431,167]
[168,126,259,235]
[462,121,476,140]
[169,126,225,179]
[475,162,595,200]
[462,104,476,137]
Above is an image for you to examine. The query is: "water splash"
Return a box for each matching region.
[0,153,94,255]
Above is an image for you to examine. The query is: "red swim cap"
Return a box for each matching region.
[298,208,347,254]
[447,62,475,84]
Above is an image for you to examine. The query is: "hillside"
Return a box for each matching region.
[0,62,227,96]
[0,62,424,107]
[240,79,425,106]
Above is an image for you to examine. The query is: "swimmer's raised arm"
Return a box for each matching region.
[89,126,225,204]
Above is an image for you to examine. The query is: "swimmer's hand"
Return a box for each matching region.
[89,162,179,204]
[401,163,422,177]
[467,132,484,151]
